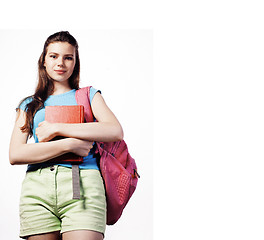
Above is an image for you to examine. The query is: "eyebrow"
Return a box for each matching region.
[48,52,74,56]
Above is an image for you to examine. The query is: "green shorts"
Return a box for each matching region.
[19,165,106,238]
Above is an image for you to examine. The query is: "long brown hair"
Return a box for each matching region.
[18,31,80,137]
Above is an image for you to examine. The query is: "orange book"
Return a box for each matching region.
[45,105,84,163]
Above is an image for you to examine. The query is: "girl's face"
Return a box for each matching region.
[44,42,76,84]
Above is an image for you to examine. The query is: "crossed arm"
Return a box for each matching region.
[9,93,123,165]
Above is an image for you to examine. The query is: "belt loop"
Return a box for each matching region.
[72,165,81,199]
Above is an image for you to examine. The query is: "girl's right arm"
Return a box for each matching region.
[9,110,93,165]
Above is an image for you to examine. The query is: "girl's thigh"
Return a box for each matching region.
[27,231,61,240]
[62,230,103,240]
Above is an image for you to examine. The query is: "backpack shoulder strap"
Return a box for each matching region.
[75,86,94,123]
[72,87,95,199]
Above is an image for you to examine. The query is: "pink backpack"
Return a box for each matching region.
[75,86,140,225]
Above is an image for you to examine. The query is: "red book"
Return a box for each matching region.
[45,105,84,163]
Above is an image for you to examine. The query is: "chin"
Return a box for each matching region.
[51,75,70,82]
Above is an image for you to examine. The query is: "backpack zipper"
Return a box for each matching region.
[133,169,140,178]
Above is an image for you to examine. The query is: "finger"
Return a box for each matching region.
[35,129,40,137]
[38,135,48,143]
[88,143,93,149]
[37,136,43,142]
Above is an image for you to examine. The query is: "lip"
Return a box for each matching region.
[54,70,66,74]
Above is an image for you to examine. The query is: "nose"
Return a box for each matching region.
[57,57,64,67]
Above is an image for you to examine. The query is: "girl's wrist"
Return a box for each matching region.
[62,137,74,152]
[55,123,63,137]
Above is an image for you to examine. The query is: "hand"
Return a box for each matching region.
[69,138,94,157]
[36,121,59,142]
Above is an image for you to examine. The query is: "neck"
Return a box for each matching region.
[52,81,72,95]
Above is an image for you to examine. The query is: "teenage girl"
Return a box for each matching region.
[9,31,123,240]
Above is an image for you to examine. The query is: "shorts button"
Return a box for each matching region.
[50,166,55,171]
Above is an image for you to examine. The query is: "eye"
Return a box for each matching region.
[65,56,73,60]
[50,55,57,59]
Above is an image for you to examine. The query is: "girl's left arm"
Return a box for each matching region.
[36,92,124,143]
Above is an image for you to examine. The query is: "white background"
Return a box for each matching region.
[0,29,153,239]
[1,0,264,239]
